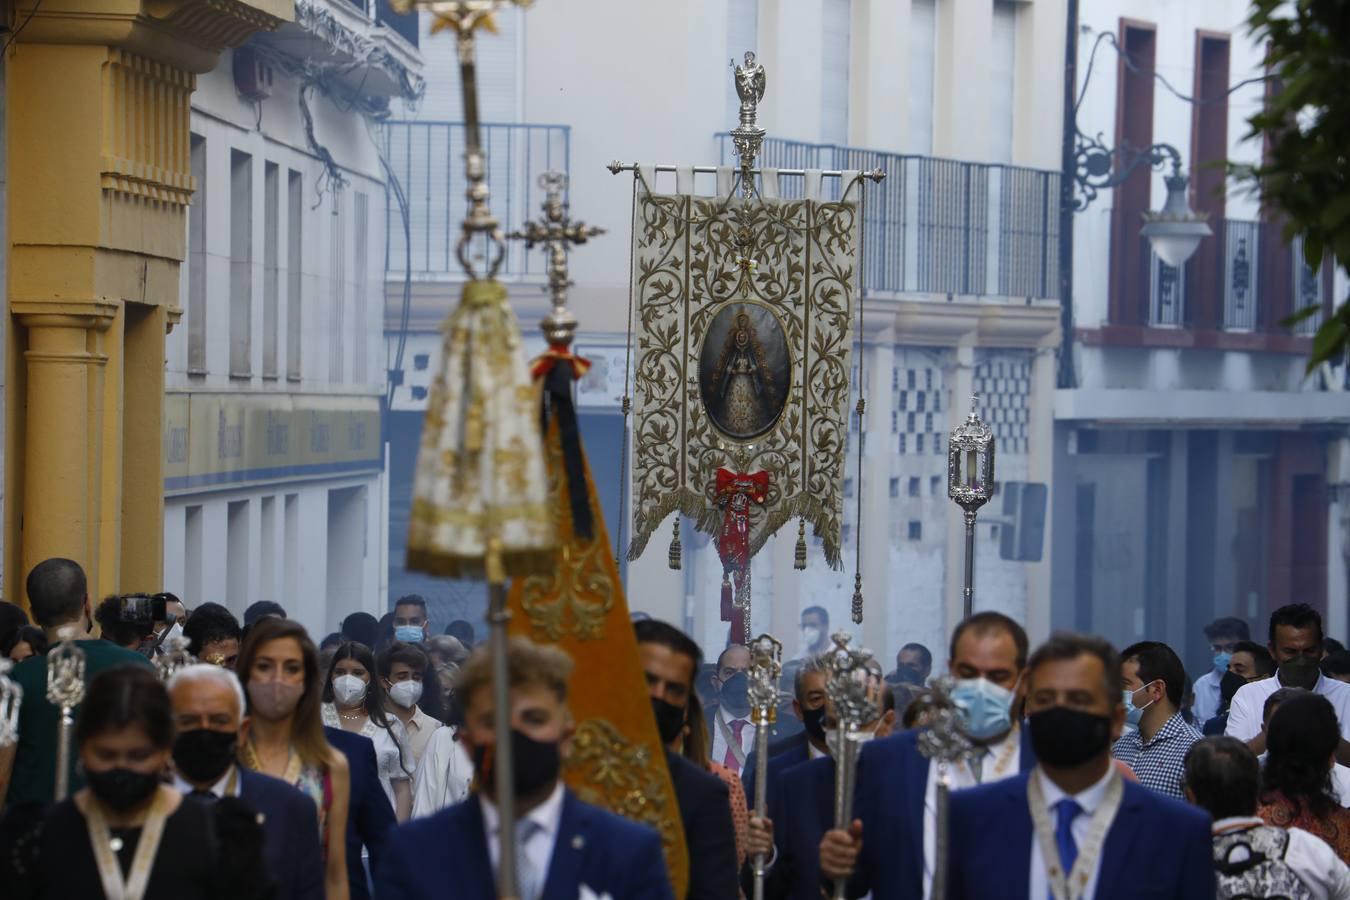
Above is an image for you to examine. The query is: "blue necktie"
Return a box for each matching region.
[1054,798,1082,888]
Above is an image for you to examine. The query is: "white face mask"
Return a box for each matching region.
[388,680,423,709]
[802,625,822,649]
[333,674,369,706]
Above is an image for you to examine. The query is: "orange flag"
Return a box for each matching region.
[508,409,690,898]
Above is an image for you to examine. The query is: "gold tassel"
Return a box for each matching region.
[668,518,682,570]
[794,519,807,570]
[851,572,863,624]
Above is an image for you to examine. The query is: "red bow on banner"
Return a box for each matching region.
[531,343,592,382]
[530,343,596,540]
[714,468,769,644]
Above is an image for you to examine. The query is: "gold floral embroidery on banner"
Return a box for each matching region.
[564,719,682,880]
[626,185,862,569]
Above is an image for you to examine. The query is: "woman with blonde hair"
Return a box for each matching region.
[236,616,352,900]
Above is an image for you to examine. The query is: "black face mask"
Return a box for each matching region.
[801,705,827,742]
[651,697,687,745]
[1219,670,1247,708]
[1028,707,1113,768]
[86,767,161,812]
[1278,656,1321,691]
[472,729,561,799]
[720,671,751,713]
[173,729,238,785]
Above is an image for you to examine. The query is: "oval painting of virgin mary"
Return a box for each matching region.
[699,302,791,440]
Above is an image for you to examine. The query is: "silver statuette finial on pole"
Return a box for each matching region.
[748,633,783,900]
[0,658,23,749]
[46,625,86,802]
[731,51,767,197]
[916,677,978,900]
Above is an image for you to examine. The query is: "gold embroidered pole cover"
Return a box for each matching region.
[626,181,862,572]
[406,279,553,579]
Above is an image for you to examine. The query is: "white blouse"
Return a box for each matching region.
[322,703,413,806]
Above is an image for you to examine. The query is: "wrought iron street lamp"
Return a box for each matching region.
[1057,0,1212,387]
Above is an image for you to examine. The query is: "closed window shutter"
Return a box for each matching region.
[821,0,850,146]
[907,0,936,155]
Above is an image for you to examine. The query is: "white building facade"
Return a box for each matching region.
[384,0,1069,666]
[163,0,422,639]
[1053,0,1350,667]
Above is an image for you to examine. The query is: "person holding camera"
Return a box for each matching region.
[0,559,155,808]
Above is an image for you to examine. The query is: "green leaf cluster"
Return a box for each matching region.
[1235,0,1350,371]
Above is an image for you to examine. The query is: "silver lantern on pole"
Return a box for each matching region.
[46,626,86,801]
[822,632,884,900]
[947,397,995,620]
[0,658,22,749]
[747,633,783,900]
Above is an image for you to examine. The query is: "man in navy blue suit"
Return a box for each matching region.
[325,724,398,900]
[168,664,324,900]
[820,612,1036,899]
[946,632,1215,899]
[375,637,674,900]
[636,619,741,900]
[746,681,897,899]
[741,655,829,821]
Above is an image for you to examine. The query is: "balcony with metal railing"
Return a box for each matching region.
[383,121,569,281]
[716,135,1061,300]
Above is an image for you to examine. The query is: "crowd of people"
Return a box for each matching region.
[0,562,1348,899]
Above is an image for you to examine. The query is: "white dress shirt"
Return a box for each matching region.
[1212,817,1350,900]
[922,727,1022,900]
[1192,669,1223,724]
[1029,766,1116,900]
[710,704,756,775]
[172,764,242,799]
[1227,673,1350,742]
[411,725,476,818]
[395,705,438,769]
[481,781,565,891]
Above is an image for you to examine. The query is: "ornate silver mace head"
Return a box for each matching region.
[916,676,977,765]
[822,631,883,734]
[0,658,23,748]
[748,633,783,727]
[46,628,87,711]
[155,634,198,682]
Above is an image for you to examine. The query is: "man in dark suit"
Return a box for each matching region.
[375,637,674,900]
[636,619,741,900]
[167,663,324,900]
[946,632,1215,899]
[747,683,897,899]
[820,612,1036,899]
[741,655,829,818]
[325,725,397,900]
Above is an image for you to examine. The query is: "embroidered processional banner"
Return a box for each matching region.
[626,174,862,570]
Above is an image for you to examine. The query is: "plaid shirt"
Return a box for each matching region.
[1112,711,1201,800]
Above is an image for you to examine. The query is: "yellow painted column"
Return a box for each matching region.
[4,1,290,607]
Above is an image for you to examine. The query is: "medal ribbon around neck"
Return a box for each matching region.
[969,722,1021,782]
[715,711,748,770]
[1027,767,1123,900]
[78,784,172,900]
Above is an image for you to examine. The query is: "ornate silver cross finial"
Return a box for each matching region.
[823,632,883,733]
[507,171,606,349]
[47,627,87,801]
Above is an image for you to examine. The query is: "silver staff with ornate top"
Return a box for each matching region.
[0,658,23,749]
[916,677,976,900]
[947,397,995,619]
[747,633,783,900]
[823,632,884,900]
[46,626,86,801]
